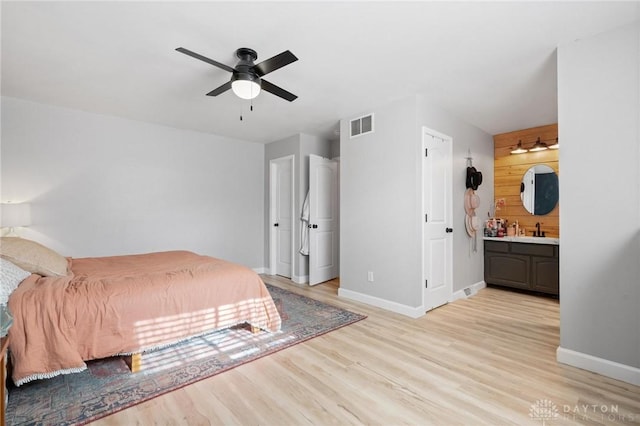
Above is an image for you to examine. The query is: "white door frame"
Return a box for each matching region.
[421,126,453,311]
[269,155,296,277]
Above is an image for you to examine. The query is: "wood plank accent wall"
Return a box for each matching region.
[493,123,559,238]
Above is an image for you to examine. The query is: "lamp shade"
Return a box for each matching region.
[511,140,528,155]
[528,137,548,152]
[231,73,261,100]
[1,203,32,228]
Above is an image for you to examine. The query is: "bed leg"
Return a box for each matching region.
[124,353,142,373]
[250,325,261,334]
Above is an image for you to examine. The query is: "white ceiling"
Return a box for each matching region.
[2,1,638,144]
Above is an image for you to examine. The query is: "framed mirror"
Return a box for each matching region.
[520,164,558,215]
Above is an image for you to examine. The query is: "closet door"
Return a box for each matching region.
[422,128,453,311]
[308,154,338,285]
[270,156,294,278]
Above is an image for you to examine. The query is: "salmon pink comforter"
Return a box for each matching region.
[8,251,281,386]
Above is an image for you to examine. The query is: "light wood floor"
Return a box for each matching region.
[93,277,640,425]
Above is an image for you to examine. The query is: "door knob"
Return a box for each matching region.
[312,224,318,229]
[446,227,453,233]
[274,223,279,227]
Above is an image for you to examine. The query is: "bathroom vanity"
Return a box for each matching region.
[483,236,559,296]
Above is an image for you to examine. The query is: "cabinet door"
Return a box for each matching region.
[532,256,559,295]
[485,252,531,289]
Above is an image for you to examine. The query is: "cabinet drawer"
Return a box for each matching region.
[485,241,509,253]
[510,242,555,257]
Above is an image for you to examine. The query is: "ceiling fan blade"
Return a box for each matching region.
[261,79,297,102]
[254,50,298,77]
[206,81,232,97]
[176,47,235,73]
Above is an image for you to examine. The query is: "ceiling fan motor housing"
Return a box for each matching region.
[236,47,258,62]
[233,48,261,88]
[231,71,261,86]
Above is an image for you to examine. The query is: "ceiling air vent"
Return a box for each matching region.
[350,113,374,138]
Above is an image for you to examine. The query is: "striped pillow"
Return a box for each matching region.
[0,257,31,305]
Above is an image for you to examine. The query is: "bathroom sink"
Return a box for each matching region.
[512,236,559,245]
[484,235,559,245]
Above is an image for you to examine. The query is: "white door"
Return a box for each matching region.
[522,168,535,214]
[270,156,295,278]
[309,154,339,285]
[422,128,453,311]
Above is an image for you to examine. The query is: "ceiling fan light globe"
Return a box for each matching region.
[231,79,261,100]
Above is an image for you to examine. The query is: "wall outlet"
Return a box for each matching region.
[367,271,374,282]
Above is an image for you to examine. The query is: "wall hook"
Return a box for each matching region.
[465,148,474,167]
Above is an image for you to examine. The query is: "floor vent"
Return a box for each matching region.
[350,113,374,138]
[463,287,472,297]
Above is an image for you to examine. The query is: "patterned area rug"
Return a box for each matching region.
[6,284,366,425]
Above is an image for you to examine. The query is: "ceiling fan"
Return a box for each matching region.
[176,47,298,102]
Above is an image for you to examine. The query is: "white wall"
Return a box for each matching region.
[557,22,640,385]
[339,95,493,315]
[1,97,265,269]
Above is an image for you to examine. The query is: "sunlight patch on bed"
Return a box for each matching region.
[131,296,279,349]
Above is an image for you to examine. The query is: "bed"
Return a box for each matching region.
[1,237,281,386]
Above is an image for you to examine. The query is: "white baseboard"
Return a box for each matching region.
[557,346,640,386]
[451,280,486,301]
[257,269,309,285]
[292,274,308,284]
[338,288,425,318]
[338,281,487,318]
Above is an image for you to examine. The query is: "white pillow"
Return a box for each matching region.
[0,258,31,305]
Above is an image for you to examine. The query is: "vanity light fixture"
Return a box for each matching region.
[528,137,548,152]
[548,137,559,149]
[510,140,528,155]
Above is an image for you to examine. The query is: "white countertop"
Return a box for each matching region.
[483,236,559,245]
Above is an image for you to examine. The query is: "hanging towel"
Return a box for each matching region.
[299,190,310,255]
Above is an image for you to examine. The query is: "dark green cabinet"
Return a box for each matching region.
[484,240,559,296]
